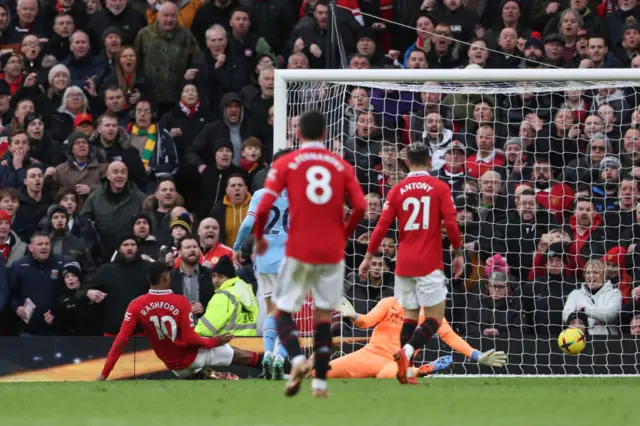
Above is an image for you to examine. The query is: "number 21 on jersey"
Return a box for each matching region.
[402,196,431,231]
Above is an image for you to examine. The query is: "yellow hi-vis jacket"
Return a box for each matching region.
[195,277,259,337]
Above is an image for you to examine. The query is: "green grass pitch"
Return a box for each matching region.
[1,378,638,426]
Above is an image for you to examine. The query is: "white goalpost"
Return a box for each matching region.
[273,68,640,376]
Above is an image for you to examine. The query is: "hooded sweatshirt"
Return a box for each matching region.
[220,92,244,165]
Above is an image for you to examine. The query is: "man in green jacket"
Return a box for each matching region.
[196,255,259,337]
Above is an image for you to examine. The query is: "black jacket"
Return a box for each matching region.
[158,101,214,166]
[79,253,151,335]
[195,163,247,222]
[169,265,214,316]
[521,273,578,337]
[88,5,147,47]
[13,186,54,242]
[199,46,248,116]
[9,253,65,335]
[52,287,102,336]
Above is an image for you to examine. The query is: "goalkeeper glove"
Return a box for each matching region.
[470,349,507,367]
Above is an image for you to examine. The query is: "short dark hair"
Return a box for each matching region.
[98,112,118,126]
[30,231,50,243]
[226,173,247,187]
[25,164,42,175]
[408,48,427,61]
[148,261,169,287]
[406,142,431,166]
[241,137,262,149]
[104,85,124,95]
[299,110,326,141]
[575,196,594,208]
[518,188,535,198]
[10,130,27,142]
[0,187,19,201]
[55,188,78,204]
[178,235,199,250]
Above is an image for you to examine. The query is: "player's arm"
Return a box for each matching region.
[440,186,464,278]
[98,306,138,380]
[436,318,506,367]
[353,297,392,329]
[343,164,367,238]
[233,193,260,261]
[180,299,231,348]
[254,166,285,242]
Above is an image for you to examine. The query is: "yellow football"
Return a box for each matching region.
[558,328,586,355]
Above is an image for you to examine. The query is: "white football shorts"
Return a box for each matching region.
[394,270,448,310]
[274,256,344,312]
[171,344,235,378]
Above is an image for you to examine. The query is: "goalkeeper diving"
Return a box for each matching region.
[323,296,507,379]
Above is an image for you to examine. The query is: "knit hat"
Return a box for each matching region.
[211,255,236,278]
[503,137,523,150]
[500,0,520,10]
[48,204,68,221]
[485,254,510,280]
[68,131,89,146]
[357,26,376,42]
[133,211,154,232]
[117,232,137,248]
[622,22,640,35]
[0,210,11,224]
[24,112,44,129]
[547,242,568,264]
[62,261,83,279]
[102,26,123,41]
[214,139,234,156]
[525,32,544,51]
[599,155,621,170]
[602,246,627,268]
[170,213,192,234]
[0,52,19,70]
[48,64,71,85]
[544,33,565,45]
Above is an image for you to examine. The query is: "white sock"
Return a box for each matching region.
[403,344,415,360]
[291,354,306,369]
[312,378,327,391]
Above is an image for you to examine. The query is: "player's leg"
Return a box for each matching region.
[259,273,285,380]
[393,276,420,384]
[273,257,314,397]
[320,347,384,379]
[397,271,449,384]
[310,261,345,397]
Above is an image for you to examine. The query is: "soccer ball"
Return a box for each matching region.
[558,328,586,355]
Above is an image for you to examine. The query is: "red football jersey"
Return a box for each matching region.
[101,290,221,378]
[368,171,462,276]
[255,142,366,264]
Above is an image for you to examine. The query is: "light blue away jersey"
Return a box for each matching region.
[249,189,289,274]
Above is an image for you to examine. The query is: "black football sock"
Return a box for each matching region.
[275,310,303,360]
[400,318,418,347]
[407,317,441,358]
[313,321,332,381]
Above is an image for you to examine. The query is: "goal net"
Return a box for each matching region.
[275,69,640,375]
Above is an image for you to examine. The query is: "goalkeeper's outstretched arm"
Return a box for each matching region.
[437,320,507,367]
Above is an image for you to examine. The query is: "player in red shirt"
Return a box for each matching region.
[254,110,367,398]
[97,261,262,380]
[359,142,464,385]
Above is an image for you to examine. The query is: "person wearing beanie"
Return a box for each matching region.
[78,230,151,335]
[193,133,247,221]
[159,212,193,267]
[24,112,66,168]
[523,31,544,66]
[130,211,160,261]
[46,203,90,261]
[601,246,633,300]
[590,155,621,213]
[195,255,259,337]
[0,207,27,267]
[467,254,523,338]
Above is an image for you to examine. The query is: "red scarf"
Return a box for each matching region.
[179,101,200,118]
[124,74,133,89]
[0,243,11,261]
[56,1,70,13]
[240,158,260,173]
[0,73,24,95]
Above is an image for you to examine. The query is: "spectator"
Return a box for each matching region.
[101,85,129,126]
[135,2,201,114]
[63,30,107,88]
[467,254,524,338]
[90,113,146,189]
[169,234,213,319]
[50,86,90,143]
[522,242,578,337]
[495,188,557,280]
[197,217,233,266]
[0,188,20,227]
[25,112,66,167]
[126,99,178,186]
[146,0,202,29]
[159,212,192,266]
[431,140,467,199]
[0,131,43,190]
[13,164,54,241]
[9,232,64,335]
[436,0,479,43]
[566,197,607,271]
[43,13,75,62]
[128,211,160,261]
[80,161,146,258]
[605,0,640,49]
[0,208,27,267]
[53,188,102,264]
[80,232,151,335]
[101,46,154,109]
[563,259,622,335]
[591,155,622,213]
[209,174,251,247]
[142,178,183,235]
[191,0,238,52]
[194,255,258,337]
[194,139,246,219]
[89,0,147,47]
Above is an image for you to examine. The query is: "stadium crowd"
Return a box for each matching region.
[0,0,638,345]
